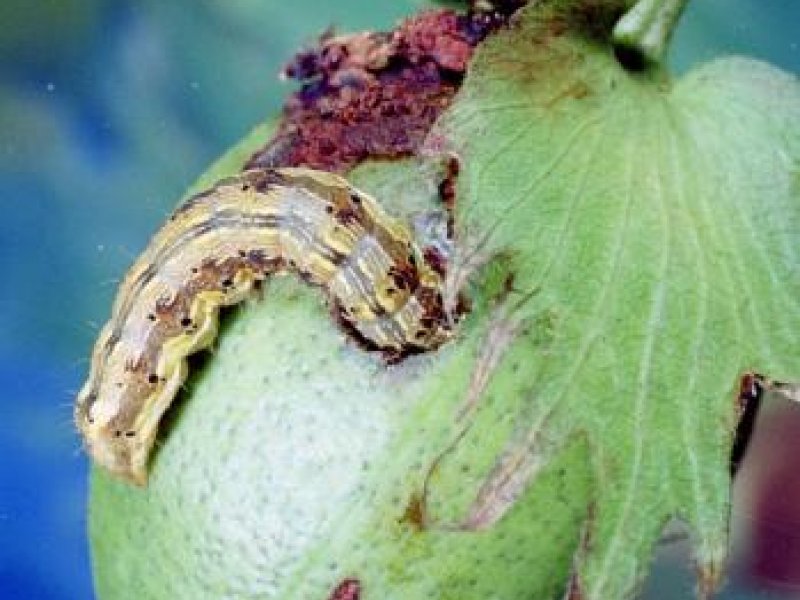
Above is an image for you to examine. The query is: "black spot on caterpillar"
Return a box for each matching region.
[75,168,453,485]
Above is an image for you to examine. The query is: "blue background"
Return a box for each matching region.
[0,1,797,598]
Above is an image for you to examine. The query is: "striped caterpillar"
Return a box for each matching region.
[75,168,453,485]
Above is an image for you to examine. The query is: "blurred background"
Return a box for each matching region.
[0,1,797,598]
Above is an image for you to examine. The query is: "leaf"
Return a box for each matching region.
[89,1,800,599]
[430,0,800,595]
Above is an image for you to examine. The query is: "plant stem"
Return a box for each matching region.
[612,0,690,69]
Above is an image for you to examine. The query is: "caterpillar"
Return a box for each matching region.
[75,168,453,485]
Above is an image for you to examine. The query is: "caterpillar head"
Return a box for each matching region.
[75,330,187,486]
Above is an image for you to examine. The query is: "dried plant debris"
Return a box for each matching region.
[730,372,765,475]
[731,374,800,475]
[245,4,524,173]
[326,578,361,600]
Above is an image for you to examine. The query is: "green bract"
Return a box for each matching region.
[90,1,799,598]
